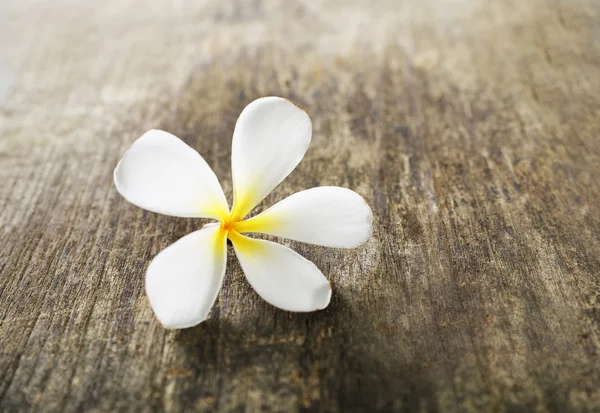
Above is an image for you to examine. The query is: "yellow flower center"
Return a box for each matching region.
[218,213,264,253]
[208,192,278,252]
[221,215,240,234]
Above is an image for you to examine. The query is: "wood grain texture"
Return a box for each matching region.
[1,0,600,411]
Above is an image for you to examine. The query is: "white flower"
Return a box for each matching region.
[114,97,373,329]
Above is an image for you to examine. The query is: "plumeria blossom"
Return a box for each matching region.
[114,97,373,329]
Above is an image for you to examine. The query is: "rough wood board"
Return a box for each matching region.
[1,0,600,412]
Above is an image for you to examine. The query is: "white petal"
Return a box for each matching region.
[236,187,373,248]
[114,130,228,219]
[230,232,331,312]
[145,225,227,329]
[230,97,312,220]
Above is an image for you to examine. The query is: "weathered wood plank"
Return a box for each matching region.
[1,0,599,412]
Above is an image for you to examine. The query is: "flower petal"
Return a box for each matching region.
[235,187,373,248]
[230,97,312,220]
[114,130,229,219]
[229,231,331,312]
[145,225,227,329]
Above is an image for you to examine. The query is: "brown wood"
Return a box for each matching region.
[1,0,600,411]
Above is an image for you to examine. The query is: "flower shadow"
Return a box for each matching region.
[170,291,438,412]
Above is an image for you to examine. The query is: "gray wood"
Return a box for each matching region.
[1,0,600,411]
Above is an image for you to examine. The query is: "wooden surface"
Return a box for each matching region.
[1,0,600,412]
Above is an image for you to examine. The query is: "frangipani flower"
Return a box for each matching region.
[114,97,373,329]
